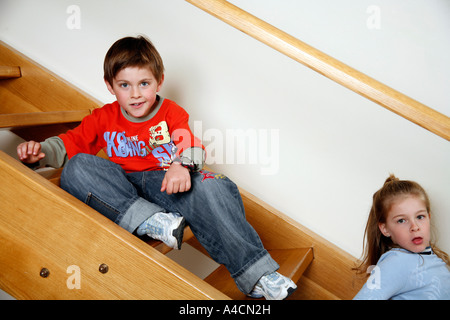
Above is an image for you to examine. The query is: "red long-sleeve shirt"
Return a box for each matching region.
[59,97,204,173]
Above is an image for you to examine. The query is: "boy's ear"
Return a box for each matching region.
[156,74,165,92]
[104,79,115,95]
[378,223,390,237]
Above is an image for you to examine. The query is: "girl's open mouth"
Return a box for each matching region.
[412,237,423,245]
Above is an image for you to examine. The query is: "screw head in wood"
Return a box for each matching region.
[99,263,109,274]
[40,268,50,278]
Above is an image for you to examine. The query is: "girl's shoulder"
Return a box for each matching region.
[378,248,422,268]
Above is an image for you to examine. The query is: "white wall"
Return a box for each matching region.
[1,0,449,262]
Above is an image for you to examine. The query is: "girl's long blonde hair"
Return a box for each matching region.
[354,174,449,275]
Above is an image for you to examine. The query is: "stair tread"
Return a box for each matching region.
[143,226,194,254]
[0,65,21,79]
[204,247,313,300]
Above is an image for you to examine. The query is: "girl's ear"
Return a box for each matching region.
[378,223,390,237]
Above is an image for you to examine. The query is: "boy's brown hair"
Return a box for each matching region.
[103,35,164,85]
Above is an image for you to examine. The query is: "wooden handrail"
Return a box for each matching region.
[0,109,92,128]
[0,66,21,79]
[186,0,450,141]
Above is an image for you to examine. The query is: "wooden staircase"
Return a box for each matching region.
[14,153,315,299]
[31,160,315,299]
[38,164,316,298]
[0,40,339,300]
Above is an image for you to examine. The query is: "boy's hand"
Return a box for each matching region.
[161,162,191,195]
[17,141,45,164]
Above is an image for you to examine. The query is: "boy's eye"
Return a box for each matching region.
[140,81,149,87]
[396,218,405,224]
[119,83,129,88]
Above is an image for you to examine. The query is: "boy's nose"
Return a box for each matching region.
[131,86,141,98]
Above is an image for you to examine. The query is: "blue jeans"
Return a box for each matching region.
[60,153,279,294]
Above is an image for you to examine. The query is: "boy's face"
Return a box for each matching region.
[105,66,164,118]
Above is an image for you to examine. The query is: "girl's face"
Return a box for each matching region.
[379,195,431,253]
[105,66,164,118]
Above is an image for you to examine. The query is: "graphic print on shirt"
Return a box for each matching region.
[149,121,171,147]
[103,120,176,169]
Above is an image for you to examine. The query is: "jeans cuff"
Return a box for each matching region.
[118,197,165,233]
[233,251,280,294]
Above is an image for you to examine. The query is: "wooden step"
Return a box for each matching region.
[204,247,313,300]
[0,65,21,79]
[0,110,91,129]
[37,167,63,185]
[144,226,195,254]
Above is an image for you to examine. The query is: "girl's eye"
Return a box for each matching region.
[396,218,405,224]
[417,215,426,220]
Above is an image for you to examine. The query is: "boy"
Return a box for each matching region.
[17,36,296,300]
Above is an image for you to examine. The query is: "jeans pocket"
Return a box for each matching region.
[86,192,121,224]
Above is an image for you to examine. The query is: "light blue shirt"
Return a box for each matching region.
[354,247,450,300]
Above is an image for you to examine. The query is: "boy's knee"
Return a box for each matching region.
[64,153,89,171]
[61,154,94,188]
[64,153,106,173]
[192,171,238,193]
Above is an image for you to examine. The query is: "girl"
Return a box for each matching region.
[353,174,450,299]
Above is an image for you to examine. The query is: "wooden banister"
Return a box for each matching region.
[0,66,21,79]
[186,0,450,141]
[0,110,91,128]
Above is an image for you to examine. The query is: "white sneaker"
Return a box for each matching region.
[247,272,297,300]
[137,212,185,250]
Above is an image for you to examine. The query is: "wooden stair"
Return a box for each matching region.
[204,248,313,299]
[37,165,314,298]
[1,40,366,300]
[0,110,92,129]
[0,66,21,79]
